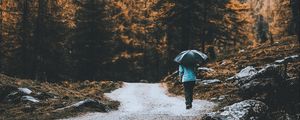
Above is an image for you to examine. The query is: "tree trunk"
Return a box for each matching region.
[291,0,300,43]
[298,0,300,44]
[33,0,48,80]
[20,0,31,76]
[0,5,2,43]
[0,2,2,43]
[0,1,3,70]
[201,2,208,52]
[201,32,205,52]
[181,0,191,50]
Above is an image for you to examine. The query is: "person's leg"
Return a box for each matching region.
[183,81,195,107]
[183,82,190,105]
[190,81,195,104]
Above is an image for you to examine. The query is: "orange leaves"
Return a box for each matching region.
[1,0,19,22]
[224,0,293,48]
[111,1,130,20]
[226,0,250,11]
[156,33,168,55]
[130,23,138,33]
[111,51,143,63]
[105,0,173,62]
[55,0,79,28]
[123,9,130,20]
[118,24,125,32]
[114,1,124,9]
[120,35,133,45]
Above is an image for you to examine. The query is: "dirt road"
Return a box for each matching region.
[65,83,216,120]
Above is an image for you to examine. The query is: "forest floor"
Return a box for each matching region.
[65,82,215,120]
[0,74,122,120]
[162,35,300,117]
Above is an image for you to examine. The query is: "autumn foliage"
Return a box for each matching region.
[0,0,298,82]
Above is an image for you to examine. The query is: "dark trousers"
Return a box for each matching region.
[183,81,195,105]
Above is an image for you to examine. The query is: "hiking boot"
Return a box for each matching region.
[186,104,192,109]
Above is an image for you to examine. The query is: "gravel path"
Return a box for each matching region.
[65,83,216,120]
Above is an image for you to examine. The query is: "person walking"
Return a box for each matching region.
[179,64,196,109]
[174,50,207,109]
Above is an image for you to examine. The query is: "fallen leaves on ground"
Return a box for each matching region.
[0,74,122,120]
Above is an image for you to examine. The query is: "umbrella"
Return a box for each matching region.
[174,50,208,65]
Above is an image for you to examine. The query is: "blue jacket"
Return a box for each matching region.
[179,65,196,82]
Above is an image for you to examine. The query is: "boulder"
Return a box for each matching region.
[218,95,227,101]
[231,63,299,118]
[234,66,258,79]
[235,64,298,100]
[5,89,36,103]
[203,100,269,120]
[274,55,299,64]
[227,64,285,86]
[226,66,258,84]
[21,96,40,103]
[199,79,221,85]
[18,88,32,95]
[2,87,41,103]
[56,99,108,112]
[234,64,284,102]
[238,78,274,101]
[198,67,214,72]
[210,95,229,102]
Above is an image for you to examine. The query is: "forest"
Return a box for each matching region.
[1,0,298,82]
[0,0,299,119]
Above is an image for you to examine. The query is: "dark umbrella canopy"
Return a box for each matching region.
[174,50,208,65]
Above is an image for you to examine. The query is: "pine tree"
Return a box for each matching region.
[18,0,33,77]
[291,0,300,43]
[70,0,109,80]
[165,0,226,53]
[39,0,69,81]
[0,0,3,71]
